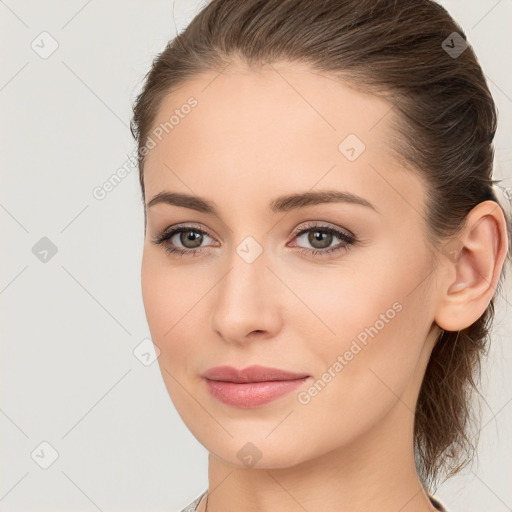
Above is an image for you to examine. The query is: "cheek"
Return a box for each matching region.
[141,250,187,360]
[141,252,169,338]
[291,250,432,415]
[141,248,196,337]
[141,248,213,374]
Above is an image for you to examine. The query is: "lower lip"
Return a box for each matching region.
[204,377,310,408]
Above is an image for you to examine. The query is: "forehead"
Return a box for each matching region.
[146,60,394,163]
[143,61,425,222]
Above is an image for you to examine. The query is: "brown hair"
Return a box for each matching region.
[130,0,512,490]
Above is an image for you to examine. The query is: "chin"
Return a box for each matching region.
[193,429,318,470]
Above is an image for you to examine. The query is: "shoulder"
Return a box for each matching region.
[178,490,208,512]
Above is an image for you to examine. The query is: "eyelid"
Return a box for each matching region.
[290,220,355,240]
[155,220,353,245]
[160,222,217,241]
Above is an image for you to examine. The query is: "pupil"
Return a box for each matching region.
[309,230,332,249]
[182,230,202,248]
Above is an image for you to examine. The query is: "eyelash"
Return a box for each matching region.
[151,222,356,259]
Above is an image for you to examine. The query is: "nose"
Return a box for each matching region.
[210,246,283,345]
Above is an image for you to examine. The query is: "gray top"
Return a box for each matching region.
[179,490,448,511]
[179,490,207,512]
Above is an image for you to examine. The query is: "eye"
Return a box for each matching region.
[151,223,216,257]
[289,222,356,258]
[151,222,356,258]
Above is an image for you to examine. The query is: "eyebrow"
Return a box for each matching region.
[147,190,379,215]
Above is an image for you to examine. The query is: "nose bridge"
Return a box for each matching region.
[218,237,269,312]
[211,234,281,341]
[222,229,270,293]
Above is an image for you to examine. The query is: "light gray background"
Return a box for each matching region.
[1,1,511,511]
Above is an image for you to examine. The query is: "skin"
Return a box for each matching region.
[140,59,509,512]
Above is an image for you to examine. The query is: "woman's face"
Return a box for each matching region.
[140,60,443,468]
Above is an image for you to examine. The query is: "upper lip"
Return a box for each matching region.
[202,365,309,383]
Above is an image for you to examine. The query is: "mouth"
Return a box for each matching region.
[201,364,310,383]
[201,365,311,408]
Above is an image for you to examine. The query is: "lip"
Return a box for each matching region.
[202,365,311,408]
[201,365,310,383]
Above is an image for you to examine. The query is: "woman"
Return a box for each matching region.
[130,0,511,510]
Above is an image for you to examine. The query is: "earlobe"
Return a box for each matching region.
[434,200,509,332]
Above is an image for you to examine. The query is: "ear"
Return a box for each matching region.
[434,200,509,332]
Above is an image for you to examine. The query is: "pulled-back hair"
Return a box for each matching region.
[130,0,512,489]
